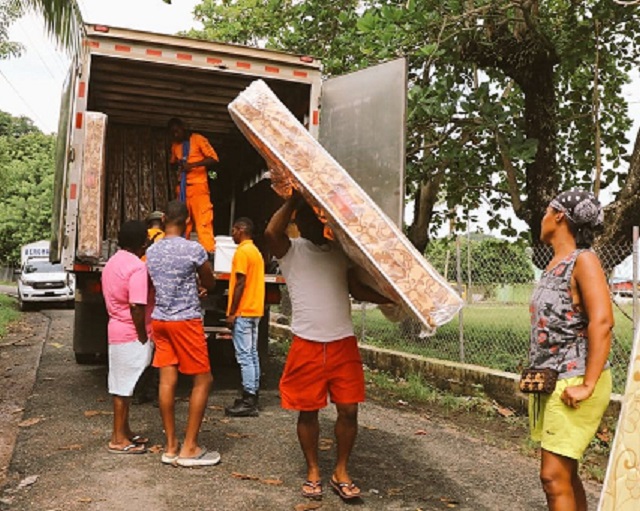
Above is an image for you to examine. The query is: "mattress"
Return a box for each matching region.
[77,112,107,263]
[228,80,463,331]
[598,329,640,511]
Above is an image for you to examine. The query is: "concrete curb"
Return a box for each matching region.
[269,322,622,417]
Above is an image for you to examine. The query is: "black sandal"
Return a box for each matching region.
[301,480,323,499]
[330,477,361,500]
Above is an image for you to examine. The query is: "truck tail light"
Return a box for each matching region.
[87,281,102,295]
[265,286,281,305]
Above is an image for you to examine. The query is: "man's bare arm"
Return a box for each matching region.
[347,269,392,304]
[197,260,216,291]
[265,193,304,259]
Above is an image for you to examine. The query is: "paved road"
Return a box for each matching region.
[0,310,603,511]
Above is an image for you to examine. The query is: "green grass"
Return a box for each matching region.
[353,303,634,394]
[0,294,19,339]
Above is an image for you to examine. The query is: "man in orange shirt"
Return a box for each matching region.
[168,118,218,258]
[225,217,265,417]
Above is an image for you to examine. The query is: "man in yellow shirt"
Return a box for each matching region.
[168,118,219,257]
[225,217,265,417]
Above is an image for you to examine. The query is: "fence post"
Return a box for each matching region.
[467,228,472,304]
[456,235,465,363]
[634,226,639,338]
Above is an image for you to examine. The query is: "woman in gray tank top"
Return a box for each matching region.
[528,189,612,511]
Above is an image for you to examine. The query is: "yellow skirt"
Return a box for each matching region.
[529,369,611,460]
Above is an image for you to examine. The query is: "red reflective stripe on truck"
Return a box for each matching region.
[312,111,319,125]
[207,57,222,65]
[177,53,192,61]
[294,70,308,78]
[70,183,77,200]
[85,40,99,48]
[78,82,86,98]
[265,66,280,74]
[115,44,131,53]
[236,61,251,69]
[146,49,162,56]
[75,113,83,129]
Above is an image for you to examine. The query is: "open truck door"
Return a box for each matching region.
[318,58,407,228]
[51,61,79,263]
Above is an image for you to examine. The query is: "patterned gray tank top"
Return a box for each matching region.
[529,249,608,379]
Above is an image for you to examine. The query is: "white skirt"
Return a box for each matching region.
[108,340,154,397]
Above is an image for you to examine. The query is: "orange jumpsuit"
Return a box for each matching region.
[170,133,219,253]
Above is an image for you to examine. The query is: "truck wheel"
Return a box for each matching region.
[73,298,108,365]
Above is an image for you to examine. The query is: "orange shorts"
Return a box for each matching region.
[152,319,210,375]
[279,335,365,411]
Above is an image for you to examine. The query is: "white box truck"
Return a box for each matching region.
[51,24,406,364]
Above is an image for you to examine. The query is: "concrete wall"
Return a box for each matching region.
[269,322,622,417]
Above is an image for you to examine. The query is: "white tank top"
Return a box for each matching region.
[278,237,354,342]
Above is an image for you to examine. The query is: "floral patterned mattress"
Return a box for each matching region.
[228,80,463,332]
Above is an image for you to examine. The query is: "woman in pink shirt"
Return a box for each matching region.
[102,221,153,454]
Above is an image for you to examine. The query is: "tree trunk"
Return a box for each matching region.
[520,64,560,244]
[593,125,640,269]
[460,16,560,245]
[407,174,443,253]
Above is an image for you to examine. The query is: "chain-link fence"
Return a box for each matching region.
[278,235,639,395]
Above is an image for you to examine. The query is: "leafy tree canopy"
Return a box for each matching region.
[425,235,535,285]
[0,109,39,137]
[0,111,55,265]
[186,0,640,259]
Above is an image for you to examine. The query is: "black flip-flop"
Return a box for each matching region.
[107,443,146,455]
[330,477,361,500]
[130,435,149,445]
[301,480,323,499]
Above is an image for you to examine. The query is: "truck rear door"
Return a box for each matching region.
[319,58,406,227]
[50,63,78,263]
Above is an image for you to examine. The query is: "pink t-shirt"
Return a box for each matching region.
[102,250,151,344]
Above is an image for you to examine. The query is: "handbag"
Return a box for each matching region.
[518,367,559,394]
[519,341,574,394]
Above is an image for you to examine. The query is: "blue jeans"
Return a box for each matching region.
[232,316,261,395]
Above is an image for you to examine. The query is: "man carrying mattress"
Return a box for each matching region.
[265,192,389,501]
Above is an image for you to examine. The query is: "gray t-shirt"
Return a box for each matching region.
[146,236,207,321]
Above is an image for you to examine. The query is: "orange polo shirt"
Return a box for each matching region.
[227,240,265,317]
[170,133,219,186]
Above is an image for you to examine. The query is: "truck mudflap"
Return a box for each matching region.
[73,272,108,364]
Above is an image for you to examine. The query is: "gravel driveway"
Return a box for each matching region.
[0,309,602,510]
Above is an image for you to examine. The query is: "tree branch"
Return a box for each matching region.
[494,130,523,215]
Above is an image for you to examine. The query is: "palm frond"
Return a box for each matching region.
[16,0,84,56]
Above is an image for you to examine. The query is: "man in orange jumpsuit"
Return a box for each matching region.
[168,118,218,258]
